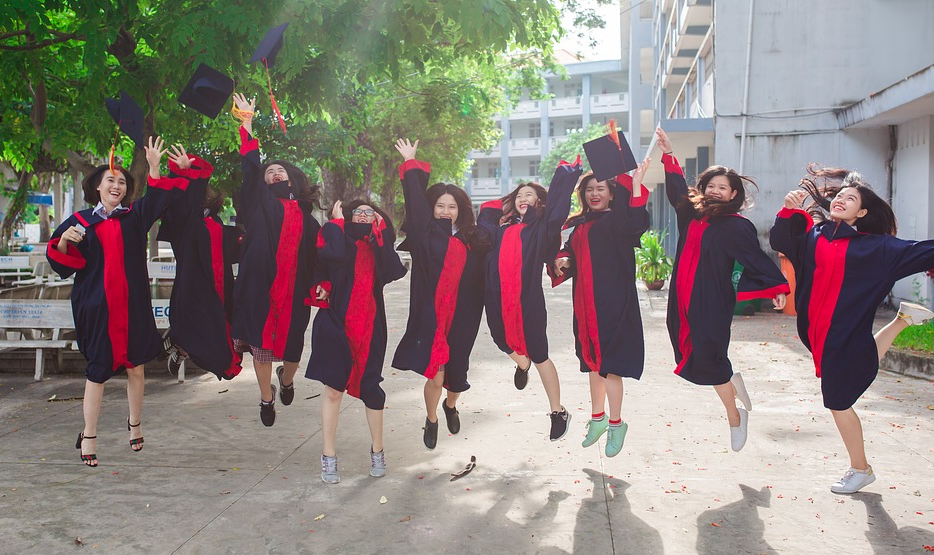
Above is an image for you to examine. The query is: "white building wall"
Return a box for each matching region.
[711,0,934,234]
[892,116,934,304]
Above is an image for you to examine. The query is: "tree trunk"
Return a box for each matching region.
[38,173,51,242]
[0,172,32,253]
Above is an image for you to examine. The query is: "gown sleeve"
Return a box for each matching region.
[768,207,814,270]
[46,215,87,278]
[727,217,791,300]
[398,159,433,247]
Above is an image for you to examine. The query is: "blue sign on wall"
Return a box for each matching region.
[27,193,53,206]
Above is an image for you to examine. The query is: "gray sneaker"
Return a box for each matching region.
[321,454,340,484]
[830,466,875,494]
[370,448,387,478]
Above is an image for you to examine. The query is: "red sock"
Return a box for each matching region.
[609,418,622,426]
[592,412,605,421]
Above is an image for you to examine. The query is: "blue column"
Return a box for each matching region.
[540,81,550,159]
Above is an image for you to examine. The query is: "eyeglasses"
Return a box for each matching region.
[352,209,375,216]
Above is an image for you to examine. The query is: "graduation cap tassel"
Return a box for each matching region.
[108,127,120,173]
[608,119,622,152]
[264,58,288,136]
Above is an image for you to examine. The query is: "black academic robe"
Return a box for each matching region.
[157,155,243,380]
[550,173,650,378]
[391,159,488,392]
[231,126,320,362]
[770,208,934,410]
[46,175,189,383]
[663,153,789,386]
[480,158,583,364]
[305,219,406,409]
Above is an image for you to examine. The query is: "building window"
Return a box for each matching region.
[566,82,582,97]
[529,122,541,138]
[529,160,540,176]
[565,118,582,134]
[488,162,501,178]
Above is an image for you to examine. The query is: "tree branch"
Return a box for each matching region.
[0,33,81,51]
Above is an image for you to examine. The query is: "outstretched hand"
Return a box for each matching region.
[773,293,787,311]
[631,156,651,198]
[784,189,808,209]
[331,200,343,220]
[394,138,418,161]
[655,126,672,155]
[168,144,191,171]
[145,136,168,178]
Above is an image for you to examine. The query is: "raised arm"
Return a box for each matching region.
[233,93,263,211]
[137,136,190,227]
[609,157,652,247]
[396,138,434,244]
[768,189,814,270]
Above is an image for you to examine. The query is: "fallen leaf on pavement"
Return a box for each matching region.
[314,514,325,521]
[380,496,388,504]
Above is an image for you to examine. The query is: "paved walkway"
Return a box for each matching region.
[2,275,933,553]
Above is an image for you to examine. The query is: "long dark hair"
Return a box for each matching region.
[82,165,136,206]
[262,159,321,210]
[339,199,396,235]
[500,181,547,225]
[565,171,616,225]
[686,165,756,217]
[799,163,897,235]
[425,182,486,247]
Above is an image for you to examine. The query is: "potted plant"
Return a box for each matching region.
[636,230,673,290]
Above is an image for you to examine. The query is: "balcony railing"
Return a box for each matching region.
[508,99,541,119]
[509,137,541,155]
[590,93,629,113]
[470,178,503,196]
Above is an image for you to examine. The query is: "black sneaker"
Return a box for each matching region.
[514,363,530,390]
[157,328,174,361]
[260,385,277,427]
[276,366,294,406]
[549,407,571,441]
[423,417,438,450]
[442,401,460,435]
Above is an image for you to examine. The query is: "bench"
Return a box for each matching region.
[0,255,33,285]
[0,298,186,382]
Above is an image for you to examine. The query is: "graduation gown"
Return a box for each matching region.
[663,153,789,385]
[770,208,934,410]
[157,155,243,380]
[231,126,320,362]
[480,158,583,364]
[391,159,488,390]
[305,219,406,409]
[46,175,189,383]
[549,174,650,378]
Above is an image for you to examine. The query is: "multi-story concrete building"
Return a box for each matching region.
[626,0,934,304]
[465,52,629,208]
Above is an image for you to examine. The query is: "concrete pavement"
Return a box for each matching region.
[2,274,933,554]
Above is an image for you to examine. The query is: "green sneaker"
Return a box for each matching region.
[605,422,628,457]
[582,417,609,448]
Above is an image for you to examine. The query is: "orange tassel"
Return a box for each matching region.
[608,119,621,151]
[264,59,287,136]
[108,127,119,173]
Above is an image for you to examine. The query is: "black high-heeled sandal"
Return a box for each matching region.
[75,433,98,467]
[127,419,144,452]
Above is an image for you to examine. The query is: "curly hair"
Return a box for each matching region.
[499,182,547,225]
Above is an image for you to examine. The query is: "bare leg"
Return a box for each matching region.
[321,386,343,457]
[588,371,606,415]
[714,382,741,426]
[605,374,624,422]
[444,391,460,410]
[365,407,384,453]
[831,408,869,470]
[280,360,300,386]
[874,318,909,362]
[254,360,273,402]
[424,371,445,423]
[507,351,531,370]
[82,380,104,457]
[126,365,145,445]
[533,358,562,412]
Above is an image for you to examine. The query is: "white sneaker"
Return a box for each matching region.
[897,302,934,326]
[730,408,748,452]
[830,466,876,494]
[731,372,752,412]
